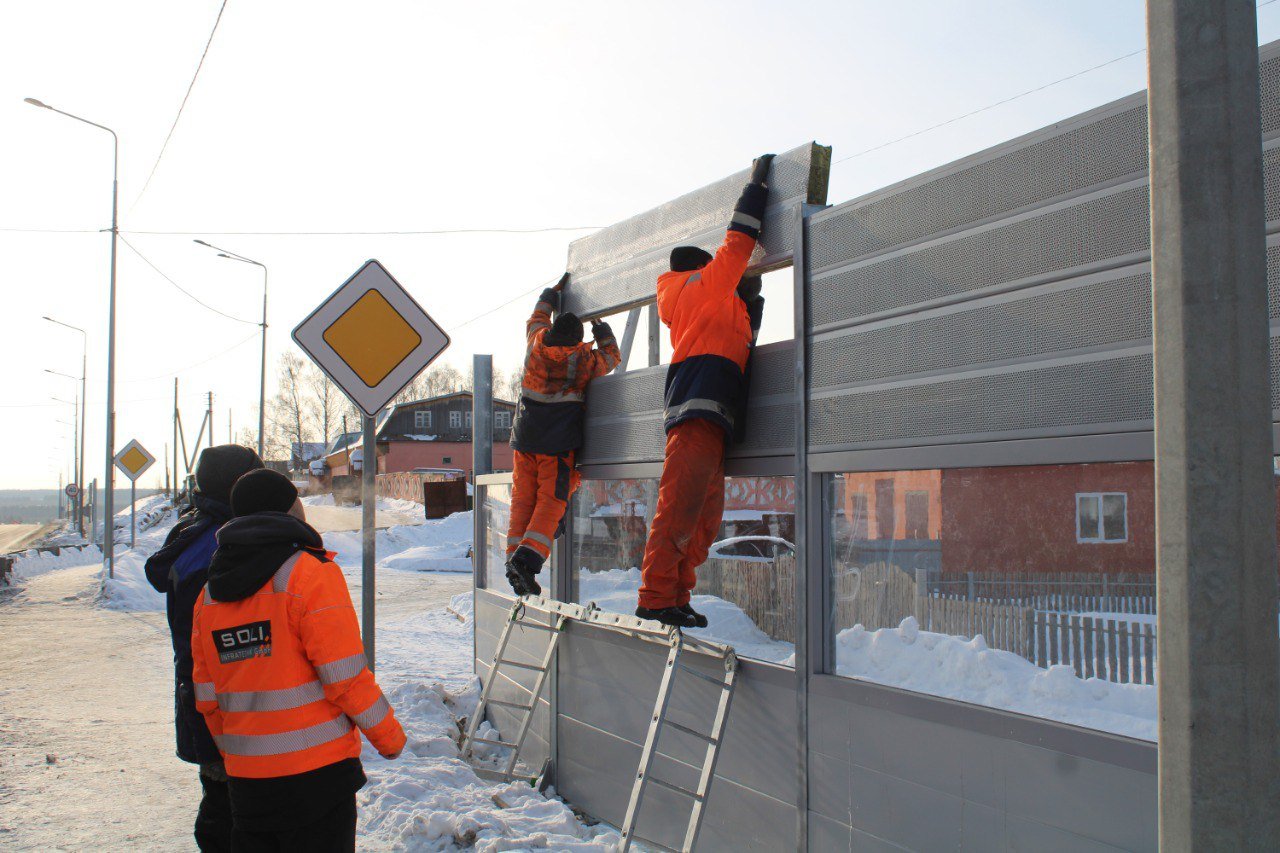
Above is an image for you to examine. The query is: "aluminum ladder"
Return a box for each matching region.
[459,595,739,851]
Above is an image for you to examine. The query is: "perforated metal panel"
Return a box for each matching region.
[812,182,1152,329]
[561,143,830,319]
[579,341,796,464]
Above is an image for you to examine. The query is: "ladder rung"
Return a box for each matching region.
[624,831,679,852]
[496,658,545,671]
[664,720,717,744]
[472,736,517,748]
[648,775,704,802]
[486,698,534,711]
[676,663,732,688]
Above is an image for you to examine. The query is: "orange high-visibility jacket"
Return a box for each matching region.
[510,291,621,455]
[191,549,406,779]
[657,180,767,435]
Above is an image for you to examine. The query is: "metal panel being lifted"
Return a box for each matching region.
[561,142,831,319]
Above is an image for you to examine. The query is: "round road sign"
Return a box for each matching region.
[65,483,79,498]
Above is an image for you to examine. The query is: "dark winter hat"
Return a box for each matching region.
[195,444,265,505]
[670,245,712,272]
[544,312,584,347]
[230,468,299,518]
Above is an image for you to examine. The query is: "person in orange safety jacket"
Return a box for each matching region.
[191,468,405,851]
[505,274,621,595]
[636,153,774,628]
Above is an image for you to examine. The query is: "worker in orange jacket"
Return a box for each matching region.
[636,154,774,628]
[505,275,622,595]
[191,469,405,851]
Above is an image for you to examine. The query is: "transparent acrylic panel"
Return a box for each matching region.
[572,475,796,665]
[827,463,1158,740]
[479,483,512,590]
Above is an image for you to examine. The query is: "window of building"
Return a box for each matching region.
[465,411,473,428]
[874,478,896,539]
[904,491,930,539]
[449,411,461,428]
[1077,493,1127,543]
[495,411,511,429]
[442,456,452,464]
[414,410,432,430]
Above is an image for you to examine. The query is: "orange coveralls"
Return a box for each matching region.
[637,182,766,610]
[191,549,406,779]
[507,290,621,566]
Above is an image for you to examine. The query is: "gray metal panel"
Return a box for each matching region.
[578,339,797,465]
[561,143,831,319]
[807,686,1157,851]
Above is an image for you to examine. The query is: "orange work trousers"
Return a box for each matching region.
[507,450,580,562]
[638,418,727,609]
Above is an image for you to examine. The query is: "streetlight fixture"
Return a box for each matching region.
[44,317,87,536]
[29,98,120,576]
[51,393,80,534]
[193,239,268,458]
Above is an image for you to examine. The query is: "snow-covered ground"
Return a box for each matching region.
[1,496,617,851]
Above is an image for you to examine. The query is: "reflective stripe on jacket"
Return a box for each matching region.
[511,289,622,455]
[658,181,767,436]
[191,550,406,778]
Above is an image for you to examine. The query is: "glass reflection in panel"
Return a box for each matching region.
[572,475,797,664]
[479,483,512,589]
[827,463,1157,741]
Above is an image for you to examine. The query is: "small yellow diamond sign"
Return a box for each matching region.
[323,290,423,387]
[293,260,450,417]
[113,439,155,482]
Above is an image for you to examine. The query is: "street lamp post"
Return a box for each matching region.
[44,319,87,536]
[194,240,268,458]
[28,98,119,576]
[51,394,79,533]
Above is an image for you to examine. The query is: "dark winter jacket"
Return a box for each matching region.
[206,512,326,602]
[144,494,233,765]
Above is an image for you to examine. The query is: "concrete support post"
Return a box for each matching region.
[1147,1,1280,846]
[361,415,377,672]
[473,354,493,478]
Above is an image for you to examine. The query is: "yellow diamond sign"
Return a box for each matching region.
[322,290,423,387]
[113,439,155,482]
[293,260,450,417]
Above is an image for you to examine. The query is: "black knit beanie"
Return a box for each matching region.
[670,246,712,272]
[544,312,584,347]
[230,469,299,517]
[195,444,265,505]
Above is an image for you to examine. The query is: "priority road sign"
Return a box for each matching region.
[65,483,79,498]
[292,260,450,417]
[114,439,155,482]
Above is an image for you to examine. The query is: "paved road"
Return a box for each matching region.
[0,560,469,850]
[0,524,56,554]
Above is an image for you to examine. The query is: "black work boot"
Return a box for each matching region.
[505,546,543,597]
[635,605,698,629]
[679,603,709,628]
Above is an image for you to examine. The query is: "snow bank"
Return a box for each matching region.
[835,617,1157,741]
[579,568,794,664]
[9,544,103,582]
[326,512,473,574]
[303,493,337,507]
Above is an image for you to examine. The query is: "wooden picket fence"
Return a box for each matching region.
[928,570,1156,615]
[694,555,796,643]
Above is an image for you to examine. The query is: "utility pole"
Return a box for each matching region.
[1146,0,1280,847]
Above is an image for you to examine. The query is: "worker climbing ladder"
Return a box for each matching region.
[460,595,739,853]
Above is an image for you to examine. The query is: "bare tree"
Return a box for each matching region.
[495,366,523,403]
[267,351,313,459]
[306,364,342,446]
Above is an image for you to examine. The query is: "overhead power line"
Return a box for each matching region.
[123,329,260,382]
[119,235,257,324]
[2,225,602,236]
[130,0,231,211]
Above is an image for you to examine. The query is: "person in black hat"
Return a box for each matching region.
[145,443,263,851]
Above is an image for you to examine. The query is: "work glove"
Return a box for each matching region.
[750,153,776,186]
[552,271,570,292]
[747,295,765,333]
[736,275,762,302]
[591,319,614,340]
[538,288,561,312]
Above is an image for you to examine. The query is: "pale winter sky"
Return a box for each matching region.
[3,1,1279,490]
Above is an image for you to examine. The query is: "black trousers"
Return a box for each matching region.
[230,794,357,853]
[195,772,234,852]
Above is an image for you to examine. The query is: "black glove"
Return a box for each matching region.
[746,296,765,333]
[538,288,560,312]
[736,275,762,301]
[552,271,570,292]
[591,320,614,340]
[750,154,776,186]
